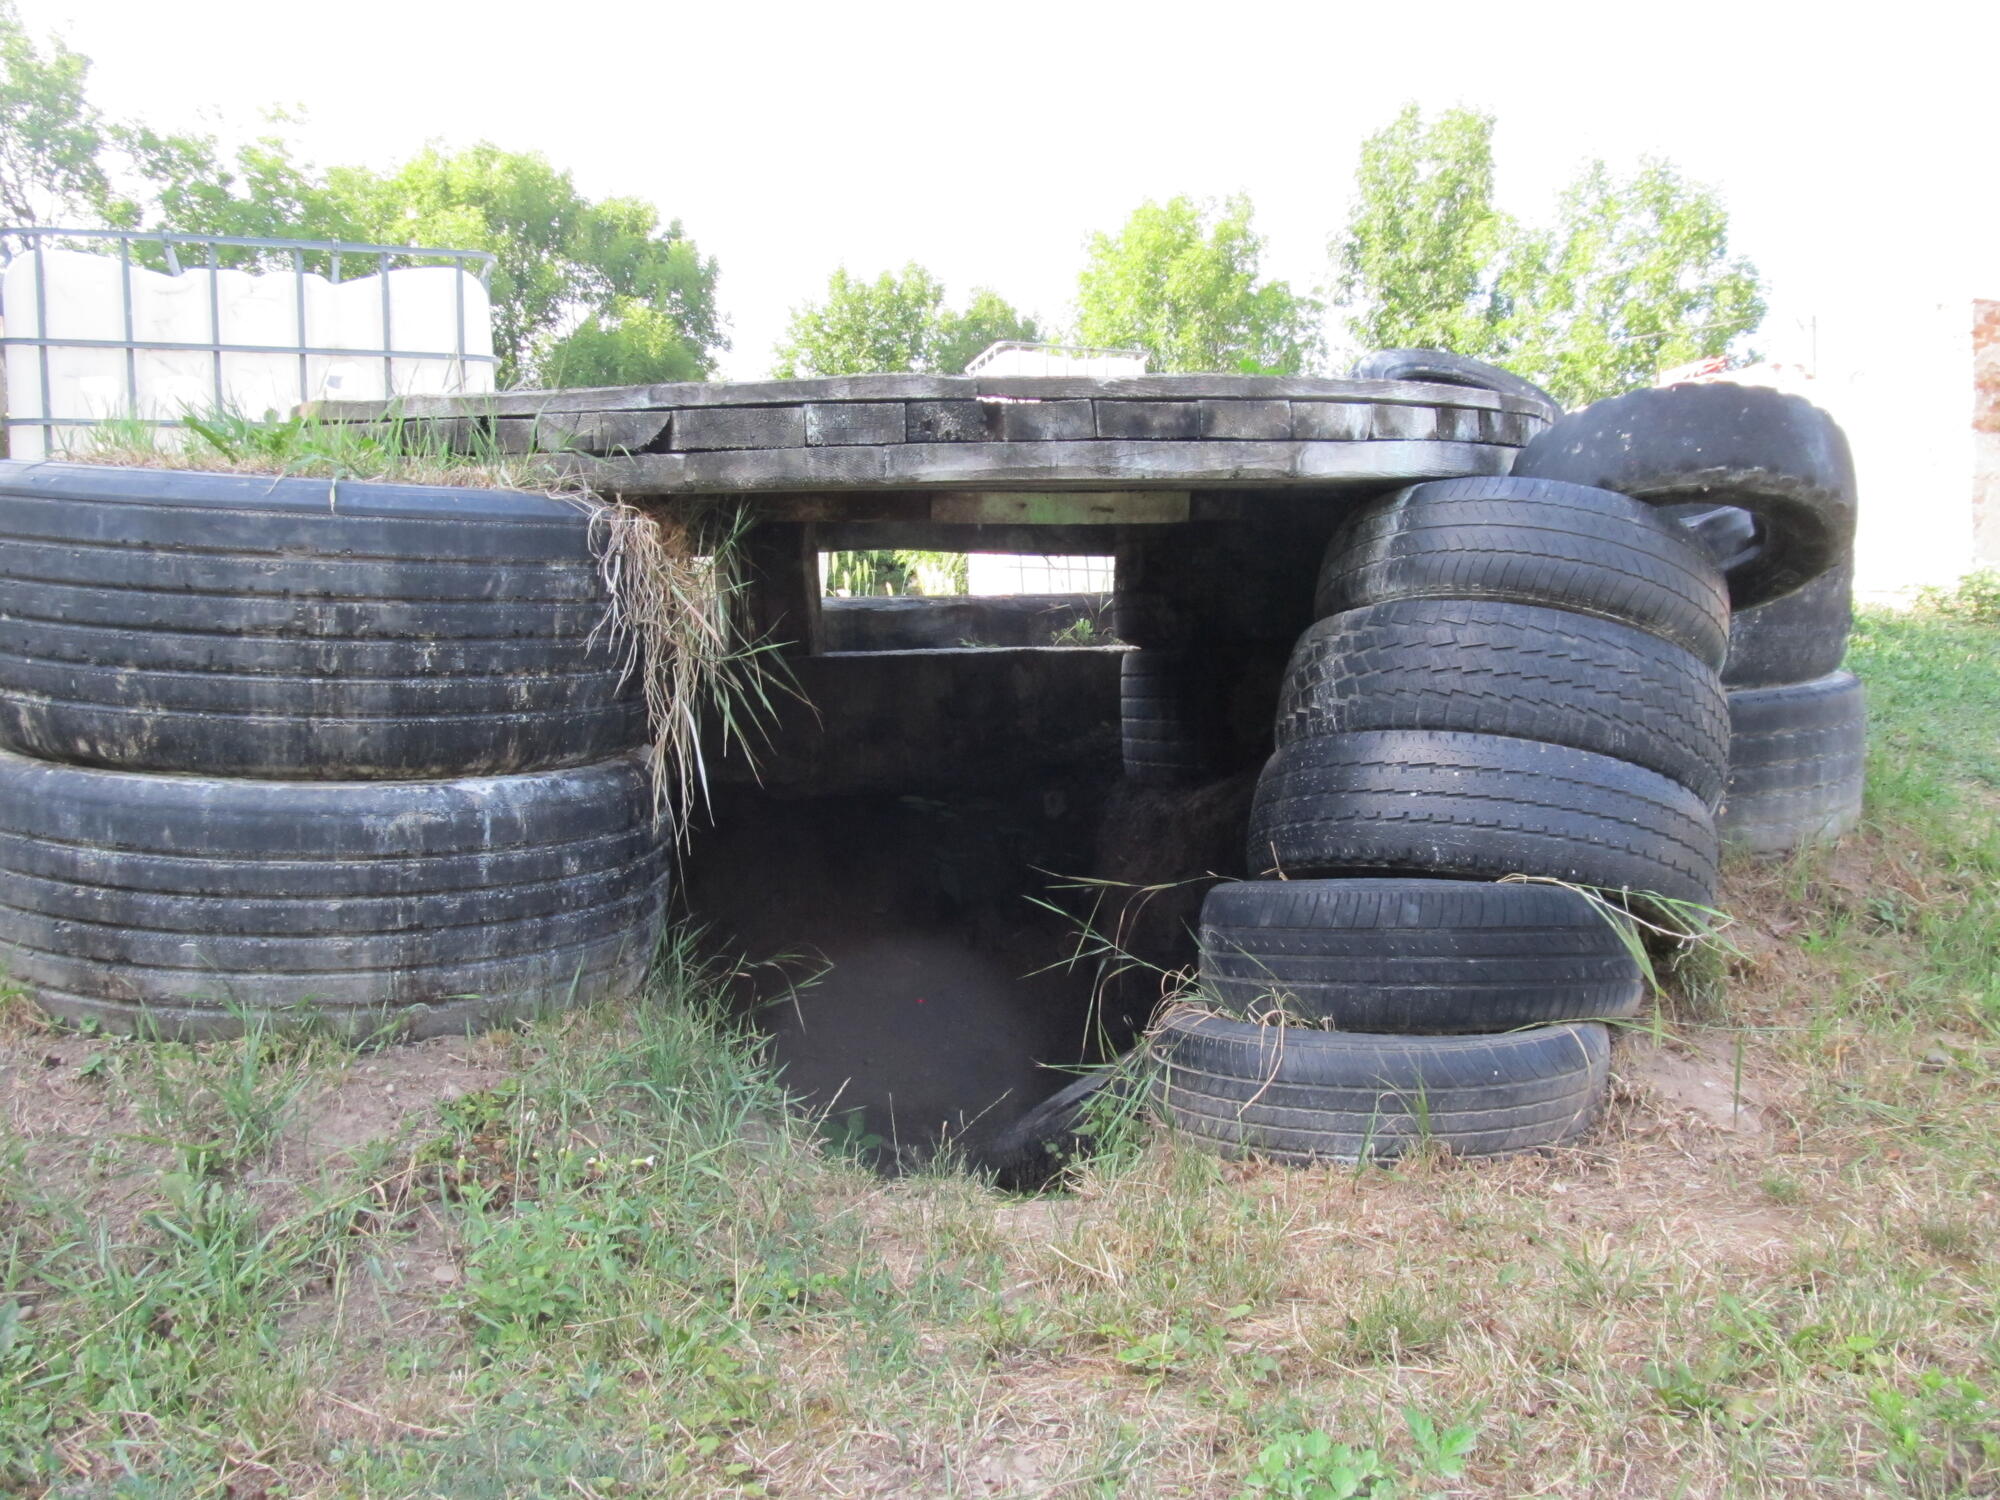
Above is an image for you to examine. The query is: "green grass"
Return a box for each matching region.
[1,605,1996,1496]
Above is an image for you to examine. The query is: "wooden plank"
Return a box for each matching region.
[633,491,932,525]
[817,521,1165,552]
[1095,401,1201,440]
[1295,440,1513,483]
[998,400,1095,441]
[1434,406,1485,444]
[1291,402,1372,442]
[929,491,1189,525]
[1198,399,1293,441]
[805,402,905,447]
[306,371,1547,427]
[970,374,1525,411]
[674,405,807,452]
[494,410,672,455]
[584,439,1511,495]
[658,374,970,408]
[1482,409,1539,446]
[355,415,482,450]
[1368,404,1439,441]
[739,521,823,657]
[907,399,1003,443]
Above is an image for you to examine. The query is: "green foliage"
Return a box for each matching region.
[0,0,114,222]
[822,548,967,596]
[1077,194,1322,373]
[932,286,1042,376]
[1867,1372,1998,1494]
[1238,1431,1396,1499]
[1099,1305,1246,1388]
[773,263,1037,377]
[1914,569,2000,625]
[1337,105,1508,361]
[1236,1406,1475,1500]
[1499,158,1767,404]
[1335,105,1765,406]
[130,1026,323,1179]
[122,138,723,389]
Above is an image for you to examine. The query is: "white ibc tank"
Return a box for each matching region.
[3,247,495,459]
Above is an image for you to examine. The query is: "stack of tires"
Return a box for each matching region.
[0,462,667,1041]
[1150,471,1731,1162]
[1147,380,1863,1168]
[1508,383,1864,858]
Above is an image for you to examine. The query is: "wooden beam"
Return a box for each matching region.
[739,521,823,658]
[580,439,1514,497]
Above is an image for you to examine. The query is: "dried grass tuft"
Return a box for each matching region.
[585,500,787,837]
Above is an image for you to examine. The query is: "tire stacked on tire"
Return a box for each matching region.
[0,461,667,1041]
[1510,383,1866,857]
[1716,564,1866,854]
[1153,470,1732,1164]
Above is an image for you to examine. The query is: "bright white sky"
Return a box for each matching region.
[16,0,1995,381]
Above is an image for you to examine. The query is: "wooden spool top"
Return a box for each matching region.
[307,373,1546,511]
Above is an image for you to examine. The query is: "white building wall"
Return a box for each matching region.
[1744,297,1980,600]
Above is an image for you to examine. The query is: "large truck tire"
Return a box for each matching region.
[1721,672,1866,855]
[1512,383,1857,611]
[1153,1010,1610,1162]
[1248,729,1719,910]
[1279,599,1728,805]
[0,461,641,779]
[1315,477,1730,668]
[1198,878,1643,1033]
[0,748,666,1040]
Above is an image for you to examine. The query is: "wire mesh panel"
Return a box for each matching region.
[0,227,497,459]
[966,553,1115,595]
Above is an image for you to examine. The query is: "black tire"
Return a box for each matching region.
[1349,348,1562,425]
[1722,560,1854,689]
[1152,1010,1610,1162]
[0,748,666,1040]
[1722,672,1866,855]
[982,1068,1134,1190]
[1278,599,1729,805]
[1122,648,1222,784]
[1511,383,1857,611]
[1248,729,1719,909]
[0,460,641,779]
[1198,878,1643,1032]
[1315,477,1730,668]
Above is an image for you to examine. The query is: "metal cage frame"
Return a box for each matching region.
[0,226,498,455]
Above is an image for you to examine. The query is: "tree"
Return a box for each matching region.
[1495,160,1766,405]
[1336,105,1509,360]
[1334,105,1765,406]
[773,265,1038,377]
[115,137,724,387]
[0,0,117,223]
[931,288,1040,377]
[1075,195,1322,374]
[0,12,724,387]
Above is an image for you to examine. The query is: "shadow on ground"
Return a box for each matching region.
[682,772,1254,1168]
